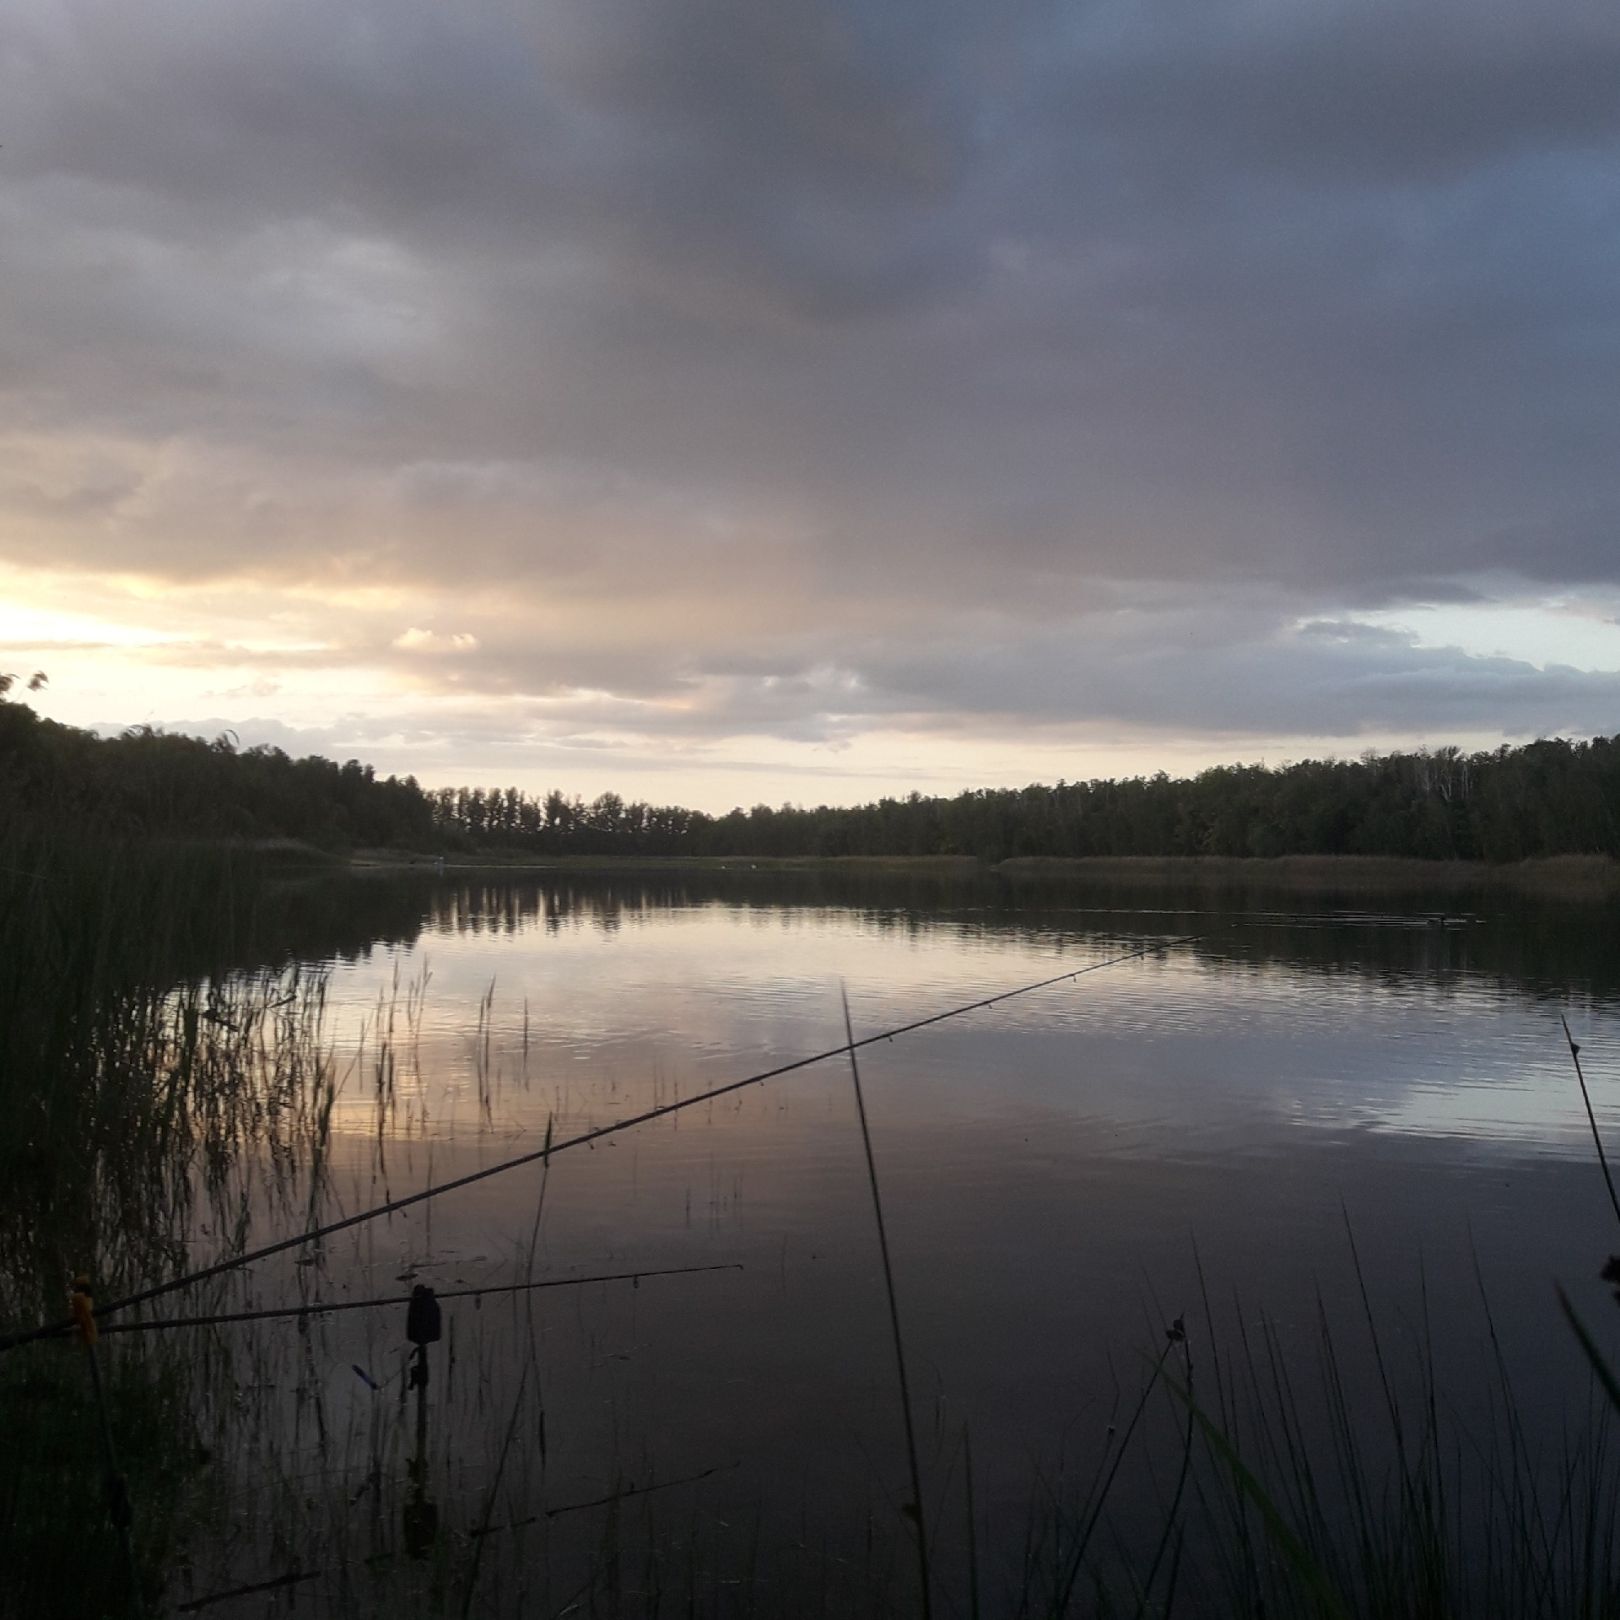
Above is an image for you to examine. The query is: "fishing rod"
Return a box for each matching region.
[0,933,1197,1352]
[28,1264,741,1341]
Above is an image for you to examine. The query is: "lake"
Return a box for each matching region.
[33,867,1620,1615]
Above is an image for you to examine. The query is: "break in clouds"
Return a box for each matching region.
[3,0,1619,783]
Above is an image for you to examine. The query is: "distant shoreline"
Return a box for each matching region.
[992,852,1620,895]
[336,848,1620,896]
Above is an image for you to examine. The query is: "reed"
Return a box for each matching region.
[0,816,344,1615]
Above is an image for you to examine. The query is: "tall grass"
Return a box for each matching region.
[1163,1266,1620,1617]
[990,1248,1620,1619]
[0,815,341,1615]
[0,821,338,1320]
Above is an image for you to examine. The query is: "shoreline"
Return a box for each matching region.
[338,848,1620,896]
[994,852,1620,894]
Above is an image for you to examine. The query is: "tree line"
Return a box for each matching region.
[3,692,1618,864]
[0,702,435,849]
[424,739,1620,863]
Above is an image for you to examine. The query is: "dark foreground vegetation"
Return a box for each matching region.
[0,826,341,1615]
[4,686,1620,863]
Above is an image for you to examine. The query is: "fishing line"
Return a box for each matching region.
[1,932,1197,1352]
[27,1264,740,1342]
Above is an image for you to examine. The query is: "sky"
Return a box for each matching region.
[2,0,1619,811]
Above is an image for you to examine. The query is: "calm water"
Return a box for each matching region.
[164,871,1620,1612]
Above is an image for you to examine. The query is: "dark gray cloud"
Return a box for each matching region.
[855,621,1620,741]
[1051,6,1620,188]
[5,0,1619,762]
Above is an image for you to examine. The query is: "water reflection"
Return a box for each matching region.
[258,866,1620,1006]
[283,873,1617,1169]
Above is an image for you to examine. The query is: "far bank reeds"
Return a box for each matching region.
[346,847,1620,901]
[995,852,1620,899]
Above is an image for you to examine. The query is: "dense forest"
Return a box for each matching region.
[418,739,1620,863]
[0,696,435,849]
[3,686,1618,864]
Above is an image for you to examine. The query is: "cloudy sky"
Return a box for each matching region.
[3,1,1618,808]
